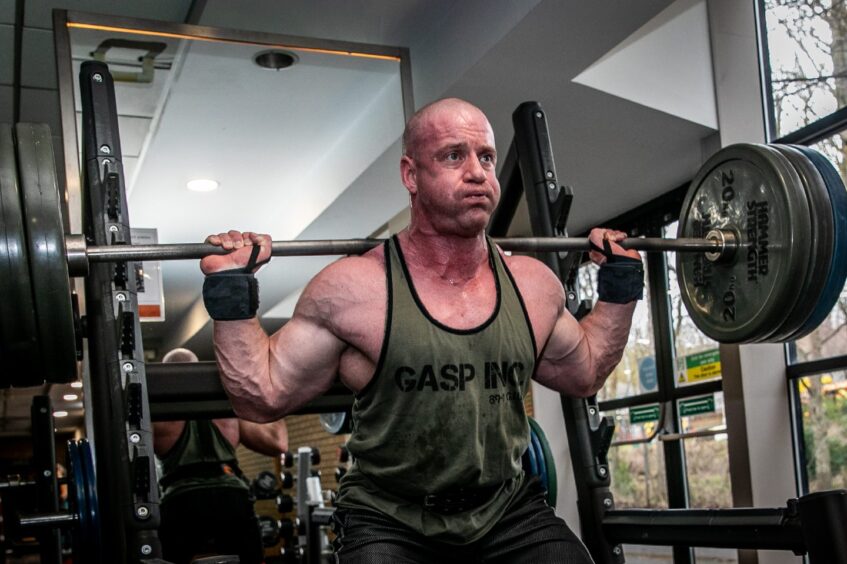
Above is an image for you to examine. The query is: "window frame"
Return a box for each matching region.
[757,0,847,497]
[758,0,847,143]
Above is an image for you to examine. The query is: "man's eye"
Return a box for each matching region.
[445,151,461,161]
[480,154,494,164]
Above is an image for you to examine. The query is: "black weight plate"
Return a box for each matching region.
[15,123,77,383]
[677,144,812,343]
[765,145,833,341]
[792,145,847,339]
[0,124,40,387]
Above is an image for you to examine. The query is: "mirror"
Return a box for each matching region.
[54,12,411,559]
[58,13,411,355]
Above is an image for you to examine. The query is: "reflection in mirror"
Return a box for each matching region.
[64,20,408,355]
[60,17,410,562]
[68,25,405,239]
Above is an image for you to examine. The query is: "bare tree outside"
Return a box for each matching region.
[765,0,847,493]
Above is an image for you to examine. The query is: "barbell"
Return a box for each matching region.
[1,122,846,389]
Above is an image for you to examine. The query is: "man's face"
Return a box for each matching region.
[404,104,500,236]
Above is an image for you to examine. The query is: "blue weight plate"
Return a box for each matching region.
[528,417,557,507]
[78,439,102,560]
[0,124,39,386]
[765,145,833,341]
[792,146,847,339]
[523,429,539,479]
[530,427,548,493]
[66,440,89,554]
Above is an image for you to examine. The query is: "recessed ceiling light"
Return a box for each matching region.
[70,381,83,389]
[63,394,79,401]
[187,179,219,192]
[54,410,69,418]
[254,50,299,71]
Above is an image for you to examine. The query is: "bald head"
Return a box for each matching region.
[162,348,198,363]
[402,98,491,160]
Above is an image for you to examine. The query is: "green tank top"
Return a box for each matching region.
[336,236,537,544]
[158,419,247,501]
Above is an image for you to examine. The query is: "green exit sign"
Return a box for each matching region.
[679,395,715,417]
[630,404,660,424]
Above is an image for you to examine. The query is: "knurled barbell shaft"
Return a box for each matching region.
[18,512,77,529]
[66,233,733,276]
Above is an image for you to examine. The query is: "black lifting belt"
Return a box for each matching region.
[420,483,502,515]
[159,461,245,490]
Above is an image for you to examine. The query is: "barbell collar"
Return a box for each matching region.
[70,232,731,268]
[704,229,738,263]
[65,234,89,277]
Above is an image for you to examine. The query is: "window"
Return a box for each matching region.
[605,407,668,509]
[679,392,733,508]
[762,0,847,137]
[762,0,847,504]
[693,547,739,563]
[621,546,674,564]
[664,222,720,387]
[791,134,847,363]
[795,370,847,492]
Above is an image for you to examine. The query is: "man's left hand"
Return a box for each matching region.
[587,228,641,265]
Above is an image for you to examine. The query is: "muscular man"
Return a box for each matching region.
[153,348,289,564]
[200,98,641,563]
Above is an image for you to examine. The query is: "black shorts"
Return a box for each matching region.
[159,486,264,564]
[331,477,593,564]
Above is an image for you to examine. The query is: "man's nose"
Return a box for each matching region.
[464,155,487,182]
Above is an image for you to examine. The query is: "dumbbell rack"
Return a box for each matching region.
[291,447,334,564]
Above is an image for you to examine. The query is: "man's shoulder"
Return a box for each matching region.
[305,246,387,298]
[295,246,387,329]
[502,253,559,283]
[501,253,565,303]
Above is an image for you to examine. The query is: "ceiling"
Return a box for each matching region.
[1,0,720,436]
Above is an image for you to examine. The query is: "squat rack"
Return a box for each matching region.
[489,100,847,563]
[48,11,414,562]
[10,10,843,563]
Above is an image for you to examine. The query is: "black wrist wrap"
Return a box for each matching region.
[203,272,259,320]
[203,244,266,321]
[597,256,644,304]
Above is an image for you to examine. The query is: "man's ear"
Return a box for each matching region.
[400,155,417,196]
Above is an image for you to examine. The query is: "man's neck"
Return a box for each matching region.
[401,225,489,285]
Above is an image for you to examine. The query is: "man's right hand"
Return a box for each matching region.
[200,230,272,275]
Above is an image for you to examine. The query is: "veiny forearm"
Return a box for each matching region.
[239,419,288,456]
[536,299,636,397]
[214,318,281,422]
[578,300,637,394]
